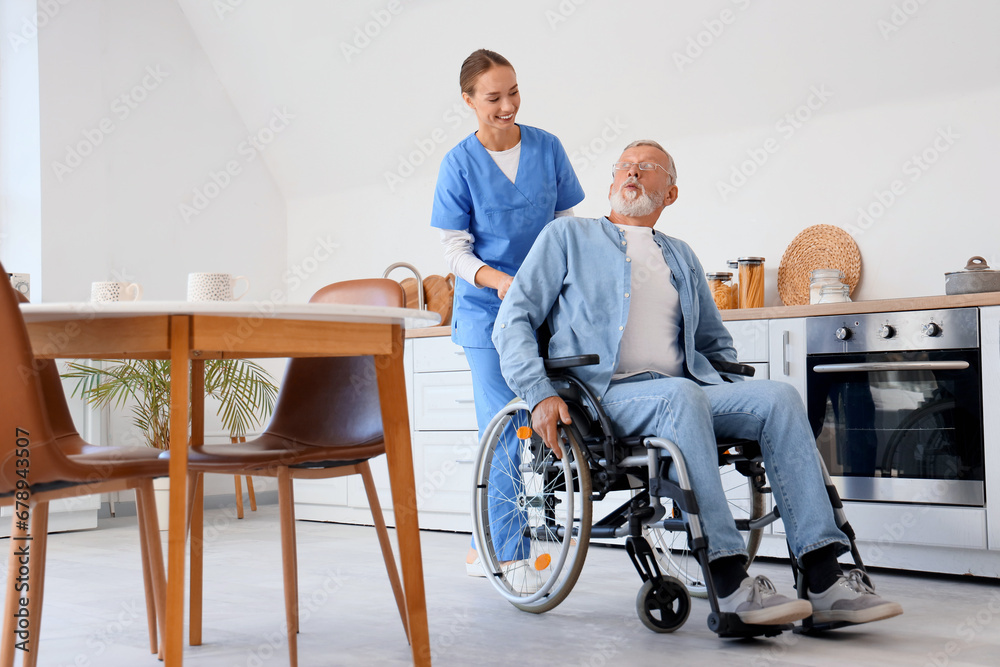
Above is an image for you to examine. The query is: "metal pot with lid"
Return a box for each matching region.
[945,256,1000,295]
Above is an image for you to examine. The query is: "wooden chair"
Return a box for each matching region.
[0,271,167,667]
[174,279,409,667]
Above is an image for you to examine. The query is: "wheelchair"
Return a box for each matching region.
[471,354,870,638]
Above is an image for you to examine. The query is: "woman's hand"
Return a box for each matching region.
[496,274,514,299]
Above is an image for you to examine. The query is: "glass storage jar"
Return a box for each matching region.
[707,272,734,310]
[727,260,740,308]
[809,268,847,304]
[817,283,851,304]
[738,257,765,309]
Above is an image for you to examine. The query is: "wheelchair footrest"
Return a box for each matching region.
[708,612,790,638]
[793,618,854,635]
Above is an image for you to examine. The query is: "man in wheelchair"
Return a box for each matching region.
[491,139,902,632]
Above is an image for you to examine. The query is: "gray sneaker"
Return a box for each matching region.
[717,575,813,625]
[807,569,904,625]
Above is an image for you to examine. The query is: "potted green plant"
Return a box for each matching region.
[63,359,279,449]
[63,359,279,524]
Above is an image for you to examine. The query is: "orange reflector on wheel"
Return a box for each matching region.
[534,553,551,570]
[517,426,533,439]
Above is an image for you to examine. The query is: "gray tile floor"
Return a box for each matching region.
[6,503,1000,666]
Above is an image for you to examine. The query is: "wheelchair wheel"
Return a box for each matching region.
[472,400,592,613]
[636,577,691,633]
[645,465,765,598]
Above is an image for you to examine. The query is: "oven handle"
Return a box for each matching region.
[811,361,970,373]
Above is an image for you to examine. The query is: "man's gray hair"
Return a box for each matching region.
[623,139,677,183]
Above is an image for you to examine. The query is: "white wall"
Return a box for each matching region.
[0,0,43,289]
[262,0,998,304]
[34,0,287,302]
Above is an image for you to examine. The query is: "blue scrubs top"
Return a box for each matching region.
[431,125,585,348]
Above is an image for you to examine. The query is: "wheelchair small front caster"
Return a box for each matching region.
[635,577,691,633]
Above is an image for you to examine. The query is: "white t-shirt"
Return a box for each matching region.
[612,224,684,379]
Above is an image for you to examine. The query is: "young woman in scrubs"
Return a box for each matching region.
[430,49,585,575]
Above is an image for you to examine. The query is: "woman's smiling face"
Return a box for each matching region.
[463,66,520,133]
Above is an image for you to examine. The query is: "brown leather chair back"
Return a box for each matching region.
[0,265,79,490]
[262,279,404,449]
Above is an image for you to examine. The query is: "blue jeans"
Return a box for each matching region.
[601,373,849,562]
[465,346,526,560]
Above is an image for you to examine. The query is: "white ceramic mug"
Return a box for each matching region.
[91,281,142,302]
[187,273,250,301]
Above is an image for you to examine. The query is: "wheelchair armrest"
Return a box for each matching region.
[544,354,600,372]
[710,359,756,378]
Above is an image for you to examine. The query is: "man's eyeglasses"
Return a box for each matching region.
[612,161,670,176]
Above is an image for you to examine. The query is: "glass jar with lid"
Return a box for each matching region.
[726,260,740,308]
[738,257,765,309]
[817,283,851,304]
[707,272,734,310]
[810,268,847,304]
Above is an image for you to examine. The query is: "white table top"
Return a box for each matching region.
[20,300,441,329]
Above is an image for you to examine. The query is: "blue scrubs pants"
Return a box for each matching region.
[465,346,528,561]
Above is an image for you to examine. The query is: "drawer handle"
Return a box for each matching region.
[455,398,475,404]
[454,350,467,356]
[455,459,474,465]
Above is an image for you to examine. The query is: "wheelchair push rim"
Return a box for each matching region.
[471,400,592,612]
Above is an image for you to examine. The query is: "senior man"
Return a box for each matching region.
[492,140,902,628]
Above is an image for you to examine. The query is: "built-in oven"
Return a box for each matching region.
[806,308,984,507]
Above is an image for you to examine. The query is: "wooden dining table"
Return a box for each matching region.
[20,300,440,666]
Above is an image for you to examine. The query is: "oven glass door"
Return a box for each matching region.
[807,349,984,506]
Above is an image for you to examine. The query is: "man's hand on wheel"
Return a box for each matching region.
[530,396,572,459]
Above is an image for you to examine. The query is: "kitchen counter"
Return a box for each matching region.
[406,291,1000,337]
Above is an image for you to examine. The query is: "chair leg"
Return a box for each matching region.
[234,475,245,519]
[136,480,167,661]
[359,462,410,643]
[188,472,205,646]
[22,502,50,667]
[277,467,299,667]
[288,476,298,616]
[246,476,258,512]
[134,489,159,655]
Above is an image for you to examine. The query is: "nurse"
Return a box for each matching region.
[431,49,585,575]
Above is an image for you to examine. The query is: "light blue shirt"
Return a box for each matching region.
[492,216,739,410]
[431,125,585,348]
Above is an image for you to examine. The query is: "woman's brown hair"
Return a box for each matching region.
[460,49,514,96]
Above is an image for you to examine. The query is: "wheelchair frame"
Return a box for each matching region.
[471,355,871,637]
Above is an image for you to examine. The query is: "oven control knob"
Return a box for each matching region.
[922,322,942,337]
[835,327,852,341]
[878,324,895,339]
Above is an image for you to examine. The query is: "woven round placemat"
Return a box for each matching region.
[777,225,861,306]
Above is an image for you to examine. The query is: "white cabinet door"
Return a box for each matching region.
[724,319,769,363]
[767,317,807,404]
[413,371,478,431]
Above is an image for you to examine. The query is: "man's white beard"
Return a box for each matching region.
[611,179,663,217]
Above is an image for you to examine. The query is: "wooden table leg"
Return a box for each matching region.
[189,359,205,646]
[375,325,430,666]
[165,316,191,666]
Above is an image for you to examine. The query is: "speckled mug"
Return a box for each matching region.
[91,281,142,302]
[186,273,250,302]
